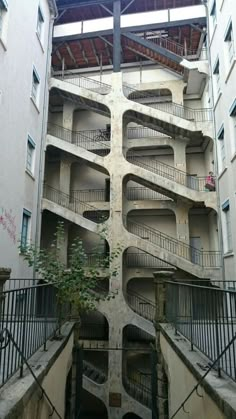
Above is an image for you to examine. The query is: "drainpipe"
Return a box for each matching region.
[33,5,58,281]
[201,0,225,285]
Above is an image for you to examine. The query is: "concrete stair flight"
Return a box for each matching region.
[83,360,107,384]
[127,219,221,279]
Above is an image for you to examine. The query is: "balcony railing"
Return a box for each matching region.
[126,186,172,201]
[123,84,213,122]
[54,71,111,95]
[47,123,110,155]
[127,126,168,139]
[79,322,109,341]
[0,284,65,388]
[166,281,236,382]
[126,290,155,322]
[127,219,222,268]
[43,184,108,224]
[127,152,214,192]
[70,187,172,202]
[71,189,107,202]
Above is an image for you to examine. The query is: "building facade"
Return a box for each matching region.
[0,0,56,279]
[207,0,236,284]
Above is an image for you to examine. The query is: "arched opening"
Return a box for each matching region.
[80,390,108,419]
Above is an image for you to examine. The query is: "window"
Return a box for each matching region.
[0,0,8,39]
[222,201,233,253]
[37,6,44,41]
[210,0,217,27]
[20,209,31,251]
[217,125,226,171]
[229,99,236,153]
[26,136,35,174]
[224,21,234,65]
[31,67,40,105]
[213,58,220,97]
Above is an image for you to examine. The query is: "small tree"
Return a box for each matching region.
[22,221,120,314]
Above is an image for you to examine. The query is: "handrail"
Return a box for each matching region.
[43,184,108,223]
[125,289,155,322]
[54,71,111,94]
[142,34,198,57]
[70,187,173,202]
[127,151,214,192]
[123,368,152,408]
[123,83,213,122]
[124,251,172,268]
[47,122,110,154]
[127,219,221,268]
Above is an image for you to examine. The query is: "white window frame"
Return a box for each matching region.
[224,21,235,66]
[217,124,226,171]
[31,66,40,106]
[222,201,233,254]
[213,58,220,97]
[36,5,44,43]
[0,0,8,43]
[26,135,36,175]
[20,209,31,252]
[229,99,236,154]
[210,0,217,28]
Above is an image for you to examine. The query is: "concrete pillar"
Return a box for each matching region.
[175,202,191,245]
[171,84,185,106]
[174,140,187,172]
[59,159,72,195]
[153,269,176,419]
[63,101,75,131]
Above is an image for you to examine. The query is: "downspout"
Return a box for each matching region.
[33,4,58,281]
[201,0,225,284]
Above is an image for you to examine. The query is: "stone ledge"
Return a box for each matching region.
[160,323,236,419]
[0,322,75,419]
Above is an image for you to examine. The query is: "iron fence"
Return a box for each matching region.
[126,290,155,322]
[54,71,111,95]
[166,281,236,381]
[127,219,222,268]
[123,84,213,122]
[127,152,214,192]
[43,184,107,224]
[47,123,110,155]
[0,284,64,387]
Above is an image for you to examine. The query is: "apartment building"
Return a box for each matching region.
[207,0,236,283]
[0,0,56,279]
[40,0,222,417]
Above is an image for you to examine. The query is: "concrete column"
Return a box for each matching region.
[57,221,69,266]
[174,140,187,172]
[175,202,191,244]
[153,269,175,419]
[0,268,11,320]
[63,101,75,143]
[59,159,72,195]
[171,84,185,106]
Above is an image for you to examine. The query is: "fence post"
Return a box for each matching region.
[153,269,176,419]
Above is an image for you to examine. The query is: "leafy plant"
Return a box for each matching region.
[22,221,121,313]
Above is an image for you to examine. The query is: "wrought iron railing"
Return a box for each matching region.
[123,84,213,122]
[142,34,198,57]
[43,184,108,224]
[47,123,110,155]
[124,251,171,268]
[0,284,65,388]
[125,325,155,343]
[166,281,236,382]
[127,152,214,192]
[83,360,107,384]
[126,290,155,322]
[79,322,109,341]
[126,186,172,200]
[127,219,221,268]
[127,126,168,139]
[54,71,111,94]
[123,368,152,408]
[71,189,107,202]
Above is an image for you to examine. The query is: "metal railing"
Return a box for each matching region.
[0,284,64,388]
[54,71,111,95]
[142,34,198,57]
[127,152,214,192]
[124,325,155,343]
[166,281,236,382]
[71,189,107,202]
[126,290,155,322]
[123,368,152,408]
[126,186,172,200]
[79,322,109,341]
[43,184,108,224]
[124,251,171,268]
[47,123,110,155]
[127,219,222,268]
[123,84,213,122]
[127,126,168,139]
